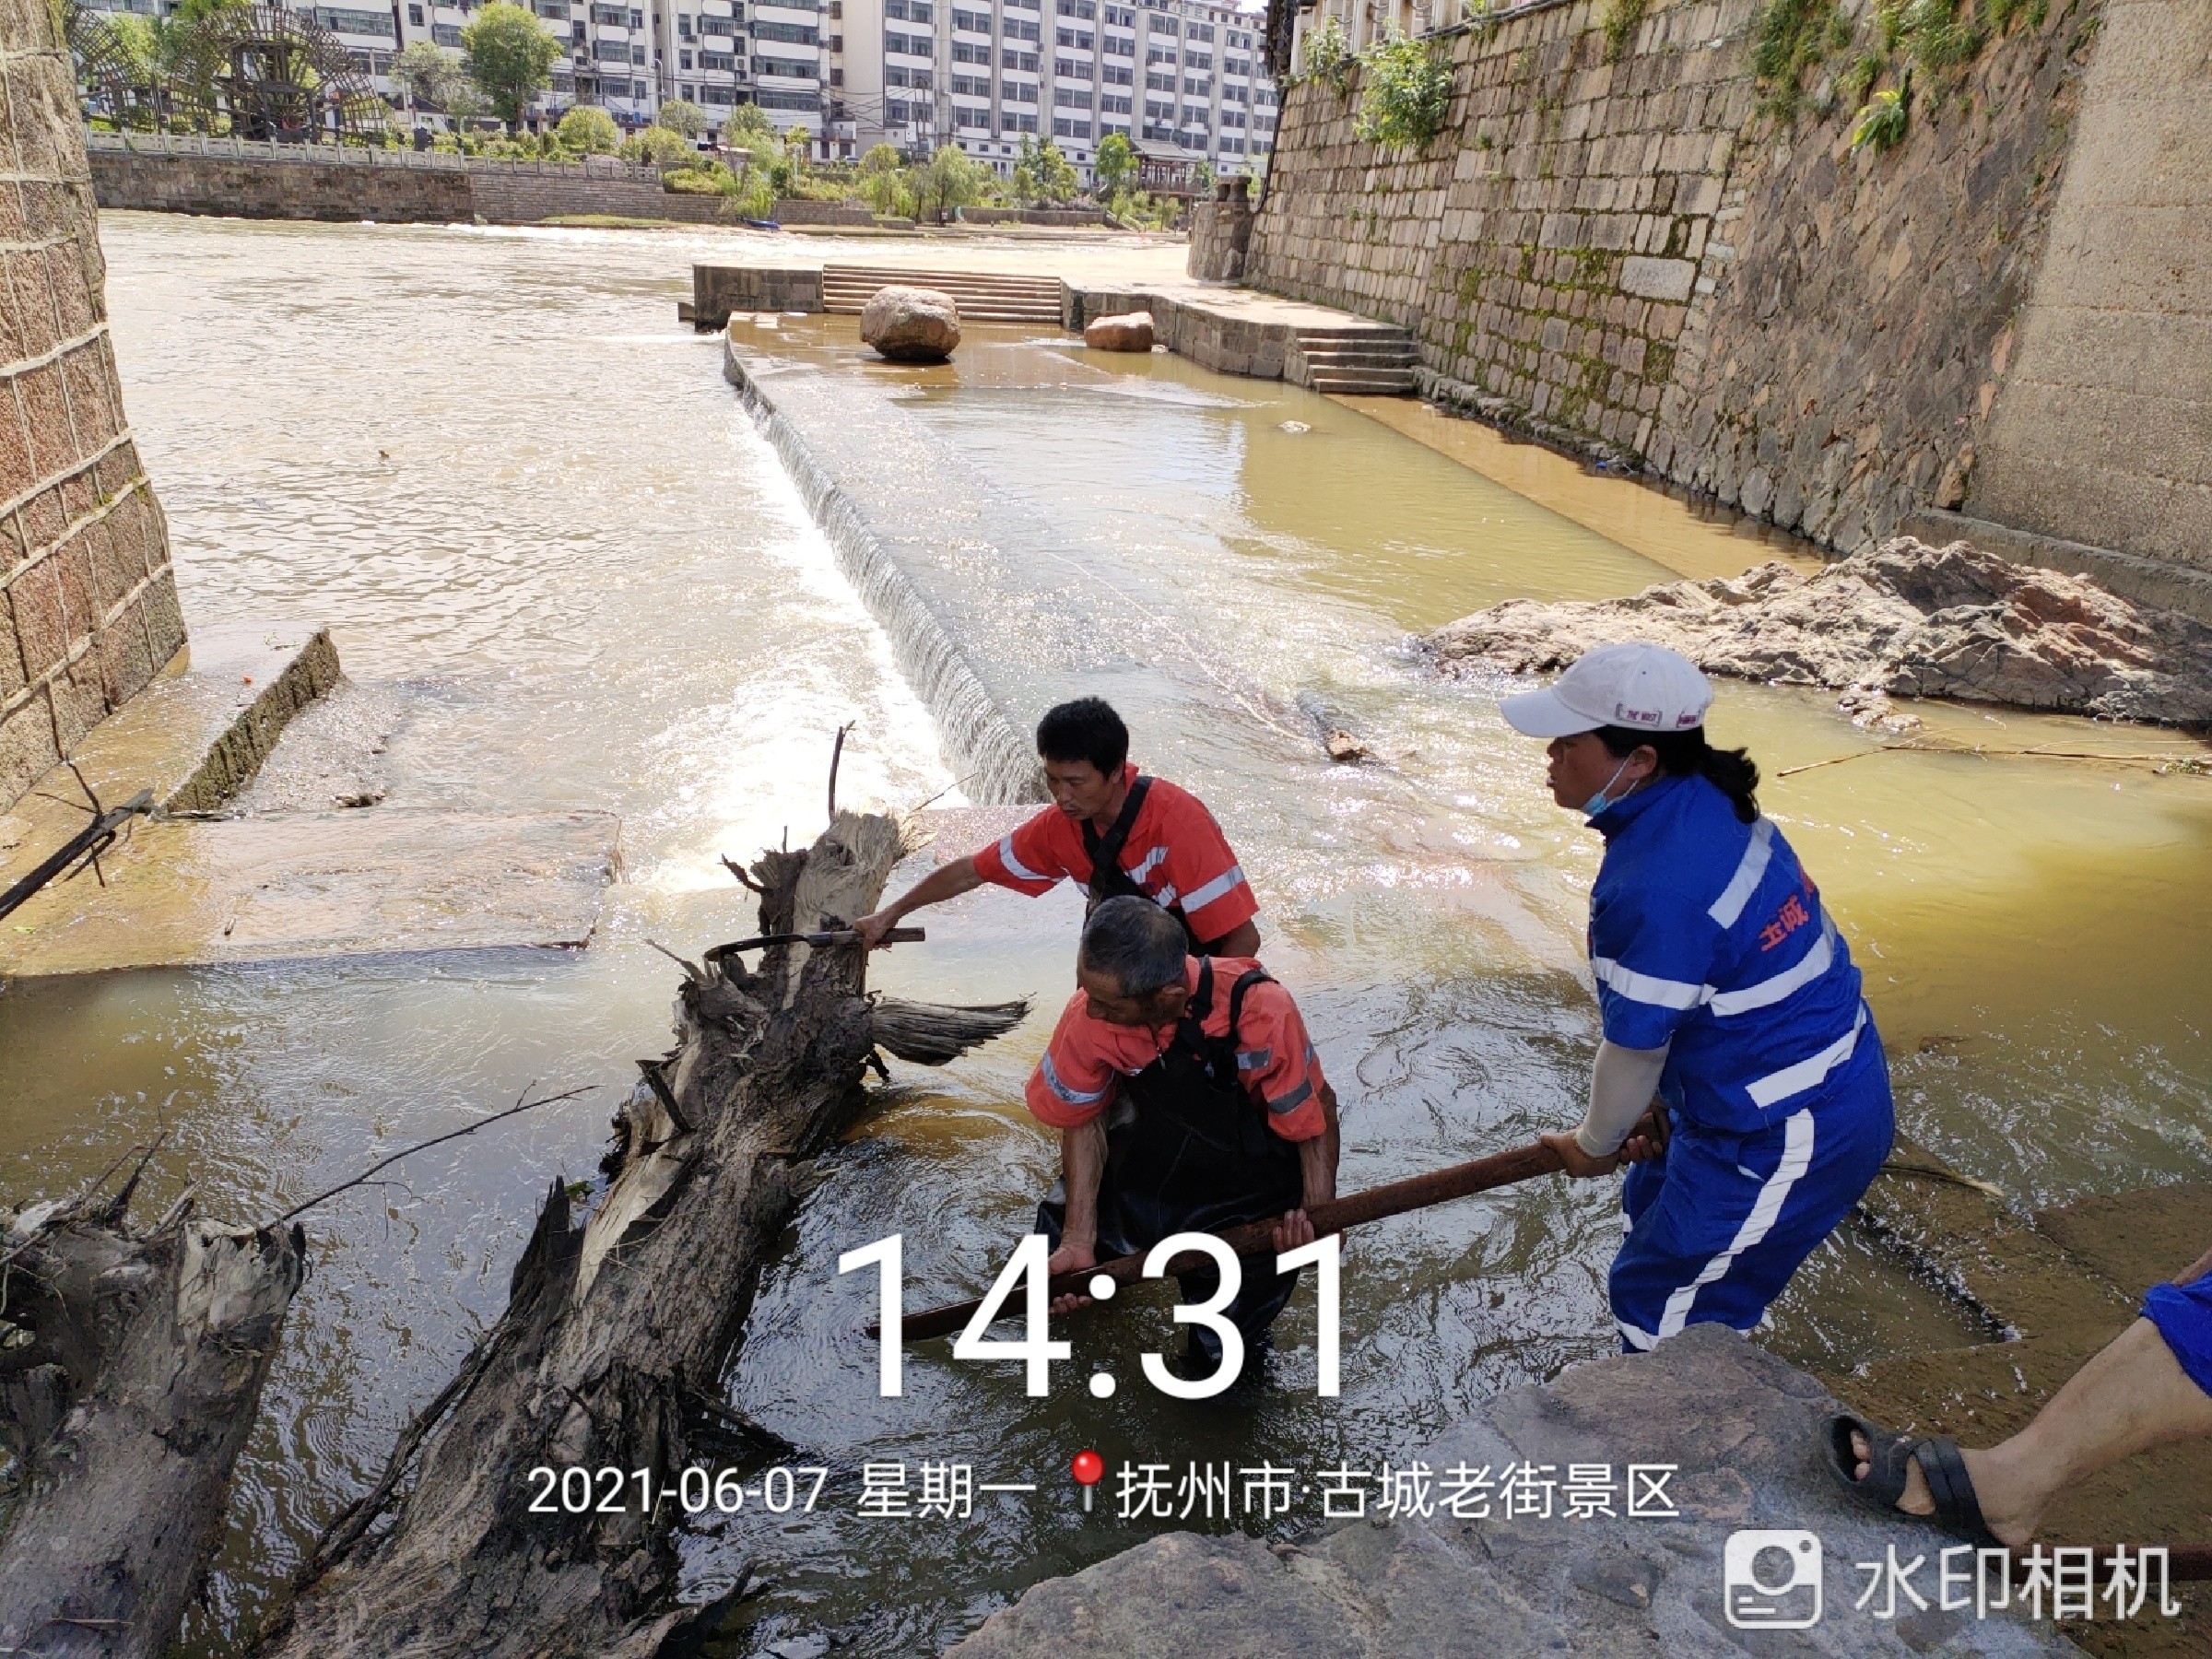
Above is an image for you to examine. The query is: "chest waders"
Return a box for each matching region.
[1036,959,1309,1372]
[1081,776,1208,952]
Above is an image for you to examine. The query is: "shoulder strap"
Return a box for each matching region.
[1082,774,1152,883]
[1174,955,1215,1056]
[1224,968,1274,1042]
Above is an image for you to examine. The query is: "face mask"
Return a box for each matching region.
[1583,755,1636,818]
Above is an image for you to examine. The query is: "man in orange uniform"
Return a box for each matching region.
[1025,895,1340,1375]
[851,698,1262,956]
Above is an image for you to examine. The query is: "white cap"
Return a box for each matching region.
[1499,641,1714,737]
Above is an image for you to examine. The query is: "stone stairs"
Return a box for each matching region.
[1293,324,1418,395]
[819,264,1065,324]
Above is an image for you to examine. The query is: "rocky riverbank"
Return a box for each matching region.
[1423,539,2212,733]
[948,1325,2078,1657]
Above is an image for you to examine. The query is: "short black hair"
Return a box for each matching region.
[1036,697,1128,778]
[1079,895,1185,996]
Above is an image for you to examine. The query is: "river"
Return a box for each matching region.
[2,213,2207,1657]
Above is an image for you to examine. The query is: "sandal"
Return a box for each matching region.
[1821,1412,2000,1547]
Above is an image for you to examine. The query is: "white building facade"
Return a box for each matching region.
[830,0,1277,180]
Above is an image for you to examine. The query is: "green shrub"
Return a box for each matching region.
[1353,35,1454,151]
[1298,14,1356,96]
[663,163,734,194]
[1601,0,1648,63]
[556,105,620,156]
[1850,84,1910,151]
[1752,0,1847,119]
[655,99,708,138]
[621,125,695,166]
[1840,49,1884,108]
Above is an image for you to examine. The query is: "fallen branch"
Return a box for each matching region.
[0,1158,307,1659]
[267,1085,594,1227]
[253,809,1021,1659]
[1776,742,2210,779]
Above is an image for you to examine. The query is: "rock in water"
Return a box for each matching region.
[1423,537,2212,727]
[861,285,961,362]
[1084,310,1156,351]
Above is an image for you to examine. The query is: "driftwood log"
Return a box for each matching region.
[0,1156,308,1659]
[254,809,1025,1659]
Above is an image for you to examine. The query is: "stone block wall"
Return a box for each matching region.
[1967,0,2212,593]
[1248,0,2099,557]
[1188,183,1254,281]
[1,4,186,809]
[87,148,735,226]
[692,265,826,327]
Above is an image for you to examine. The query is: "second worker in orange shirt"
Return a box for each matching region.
[1025,894,1341,1378]
[850,697,1263,956]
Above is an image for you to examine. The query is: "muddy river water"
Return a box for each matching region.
[3,214,2209,1656]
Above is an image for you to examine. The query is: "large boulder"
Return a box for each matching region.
[1423,536,2212,729]
[860,285,960,362]
[1084,310,1156,352]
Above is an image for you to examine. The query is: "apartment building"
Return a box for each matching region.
[831,0,1276,180]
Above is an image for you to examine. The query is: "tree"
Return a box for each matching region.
[1009,132,1041,205]
[724,102,774,140]
[855,141,913,216]
[390,41,465,112]
[1036,137,1078,204]
[1191,159,1216,194]
[909,142,986,224]
[1094,129,1135,195]
[461,0,559,129]
[556,104,620,154]
[622,124,695,164]
[655,98,707,137]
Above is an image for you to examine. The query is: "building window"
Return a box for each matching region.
[952,6,987,29]
[1052,116,1089,138]
[407,2,424,20]
[1003,15,1039,41]
[885,0,933,18]
[757,18,817,41]
[1053,57,1089,79]
[701,83,736,102]
[699,12,734,29]
[590,2,624,21]
[700,48,734,66]
[952,39,987,62]
[884,26,928,53]
[1099,90,1129,112]
[1144,70,1170,90]
[1001,47,1037,70]
[1185,49,1208,69]
[1053,26,1091,48]
[1001,78,1035,102]
[433,22,461,43]
[757,88,821,109]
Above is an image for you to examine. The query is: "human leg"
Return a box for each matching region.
[1609,1074,1889,1350]
[1843,1263,2212,1546]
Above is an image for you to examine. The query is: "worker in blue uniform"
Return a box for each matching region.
[1502,641,1894,1352]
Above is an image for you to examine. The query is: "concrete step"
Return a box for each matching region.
[1307,371,1417,395]
[1301,345,1418,366]
[821,264,1065,321]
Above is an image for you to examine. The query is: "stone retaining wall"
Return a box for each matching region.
[88,147,732,225]
[691,265,825,326]
[1249,0,2102,561]
[1,18,187,807]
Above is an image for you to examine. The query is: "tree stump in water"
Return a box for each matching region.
[253,809,1024,1659]
[0,1166,307,1659]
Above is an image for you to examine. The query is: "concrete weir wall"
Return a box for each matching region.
[87,146,733,226]
[1,9,186,808]
[1248,0,2212,611]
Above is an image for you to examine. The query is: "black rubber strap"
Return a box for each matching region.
[1083,775,1152,889]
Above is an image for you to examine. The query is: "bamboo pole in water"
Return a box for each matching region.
[889,1140,1569,1342]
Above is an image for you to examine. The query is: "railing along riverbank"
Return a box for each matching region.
[84,128,732,226]
[84,128,665,183]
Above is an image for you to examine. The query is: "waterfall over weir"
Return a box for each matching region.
[724,338,1050,807]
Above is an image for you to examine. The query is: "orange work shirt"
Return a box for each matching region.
[1025,957,1329,1142]
[971,765,1260,944]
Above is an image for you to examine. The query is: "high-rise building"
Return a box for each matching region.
[831,0,1275,181]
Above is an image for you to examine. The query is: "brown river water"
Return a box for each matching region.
[2,214,2209,1656]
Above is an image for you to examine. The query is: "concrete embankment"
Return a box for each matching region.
[951,1324,2077,1657]
[1248,0,2212,624]
[87,139,729,227]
